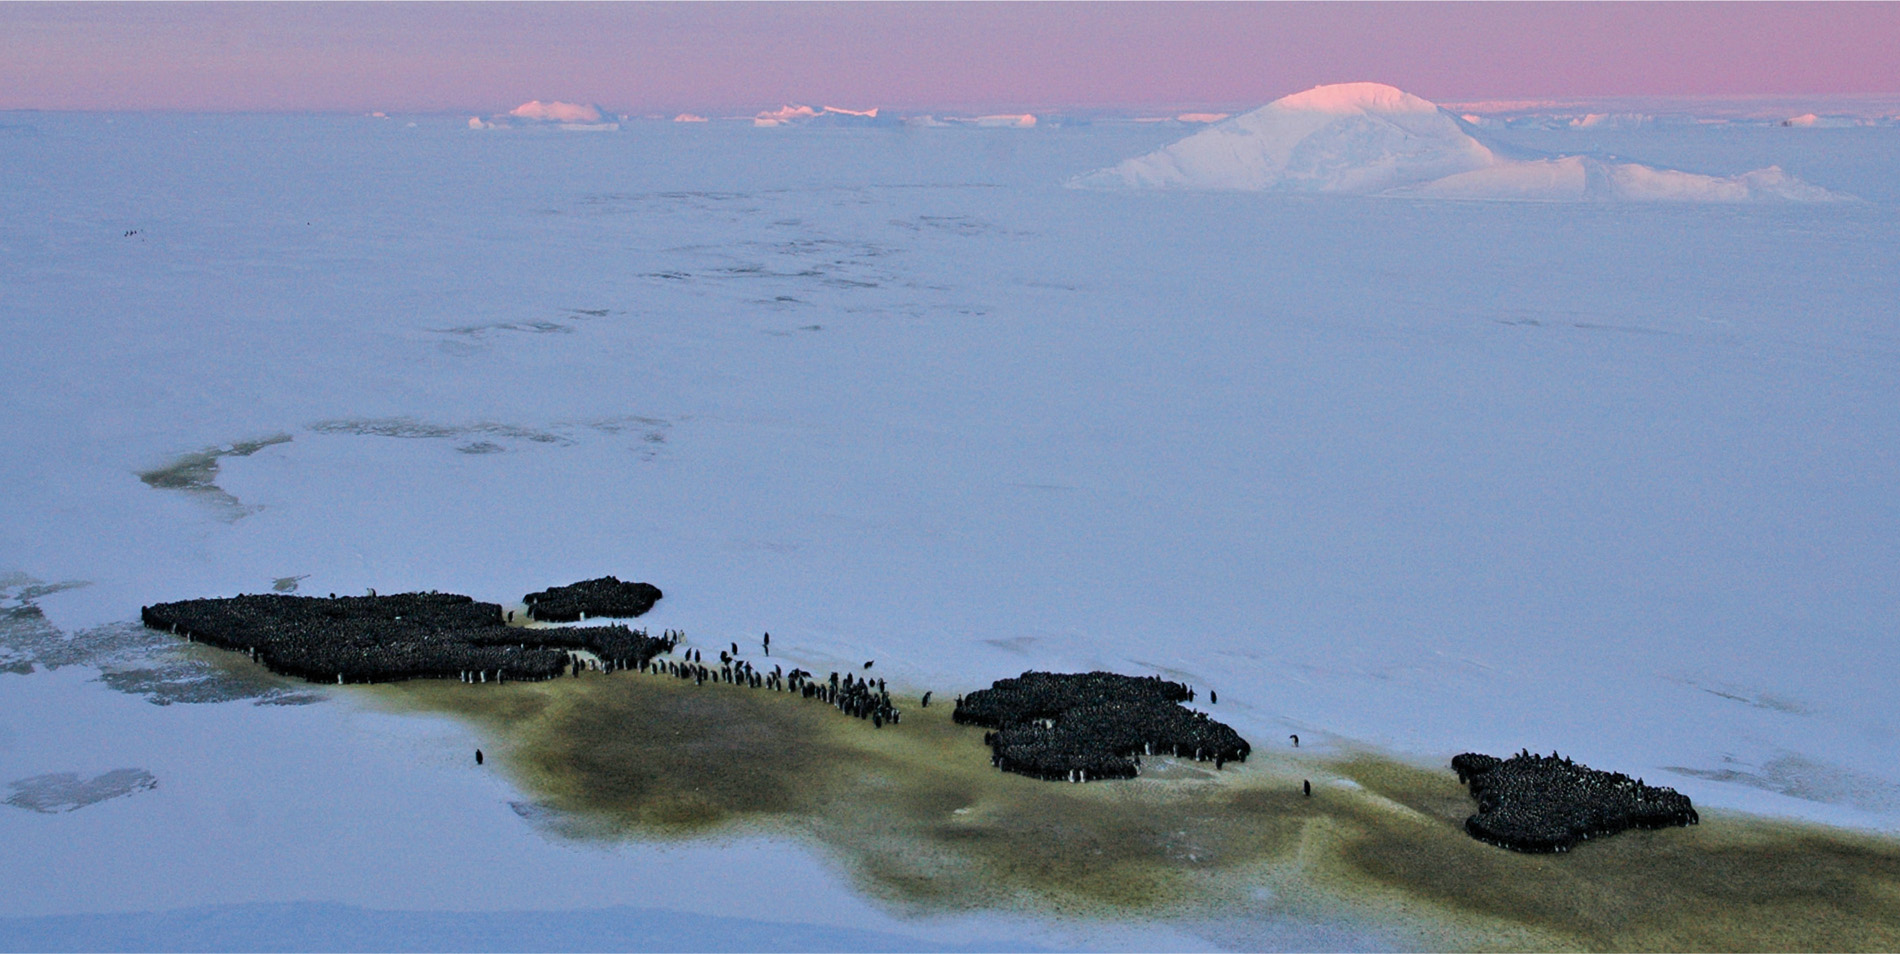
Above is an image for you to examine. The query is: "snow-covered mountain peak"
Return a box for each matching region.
[1070,82,1493,194]
[1271,81,1440,116]
[1072,81,1847,202]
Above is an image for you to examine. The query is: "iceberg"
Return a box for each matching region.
[1071,82,1494,193]
[508,100,602,123]
[1073,82,1847,202]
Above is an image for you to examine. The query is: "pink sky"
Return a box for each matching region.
[3,2,1896,113]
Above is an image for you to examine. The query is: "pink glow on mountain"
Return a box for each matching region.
[1275,82,1438,115]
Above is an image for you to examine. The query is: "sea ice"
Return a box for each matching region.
[1,100,1895,948]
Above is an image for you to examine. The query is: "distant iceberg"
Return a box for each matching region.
[1398,157,1843,202]
[469,101,618,131]
[1071,82,1847,203]
[509,100,603,123]
[753,105,898,127]
[1071,83,1494,194]
[970,114,1037,128]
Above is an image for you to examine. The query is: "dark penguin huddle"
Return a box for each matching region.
[141,590,674,685]
[522,577,663,623]
[147,580,903,743]
[1452,750,1699,853]
[953,671,1250,783]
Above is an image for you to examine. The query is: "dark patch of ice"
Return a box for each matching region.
[1571,321,1675,337]
[5,769,156,813]
[97,659,326,707]
[1696,686,1812,714]
[585,415,669,435]
[135,434,292,520]
[1666,754,1900,815]
[310,417,572,446]
[2,578,320,706]
[433,319,575,338]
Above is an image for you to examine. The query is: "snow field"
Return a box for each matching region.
[3,104,1898,946]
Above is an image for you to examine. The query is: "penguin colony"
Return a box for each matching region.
[140,590,673,685]
[522,576,663,623]
[953,671,1251,783]
[140,587,903,728]
[143,586,1703,855]
[1452,750,1700,853]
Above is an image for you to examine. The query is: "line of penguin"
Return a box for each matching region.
[613,631,906,729]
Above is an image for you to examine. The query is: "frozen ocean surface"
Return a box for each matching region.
[2,107,1898,948]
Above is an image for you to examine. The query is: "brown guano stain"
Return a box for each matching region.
[369,670,1900,951]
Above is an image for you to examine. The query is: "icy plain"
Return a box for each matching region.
[2,99,1899,949]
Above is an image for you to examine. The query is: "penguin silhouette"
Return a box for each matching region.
[1210,690,1218,704]
[476,749,485,766]
[1303,779,1311,797]
[1289,734,1299,747]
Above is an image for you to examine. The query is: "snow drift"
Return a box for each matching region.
[1072,82,1845,202]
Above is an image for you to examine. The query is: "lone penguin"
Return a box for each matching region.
[1210,690,1218,704]
[921,691,932,708]
[863,660,874,670]
[1289,734,1299,747]
[476,749,485,766]
[1303,779,1311,797]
